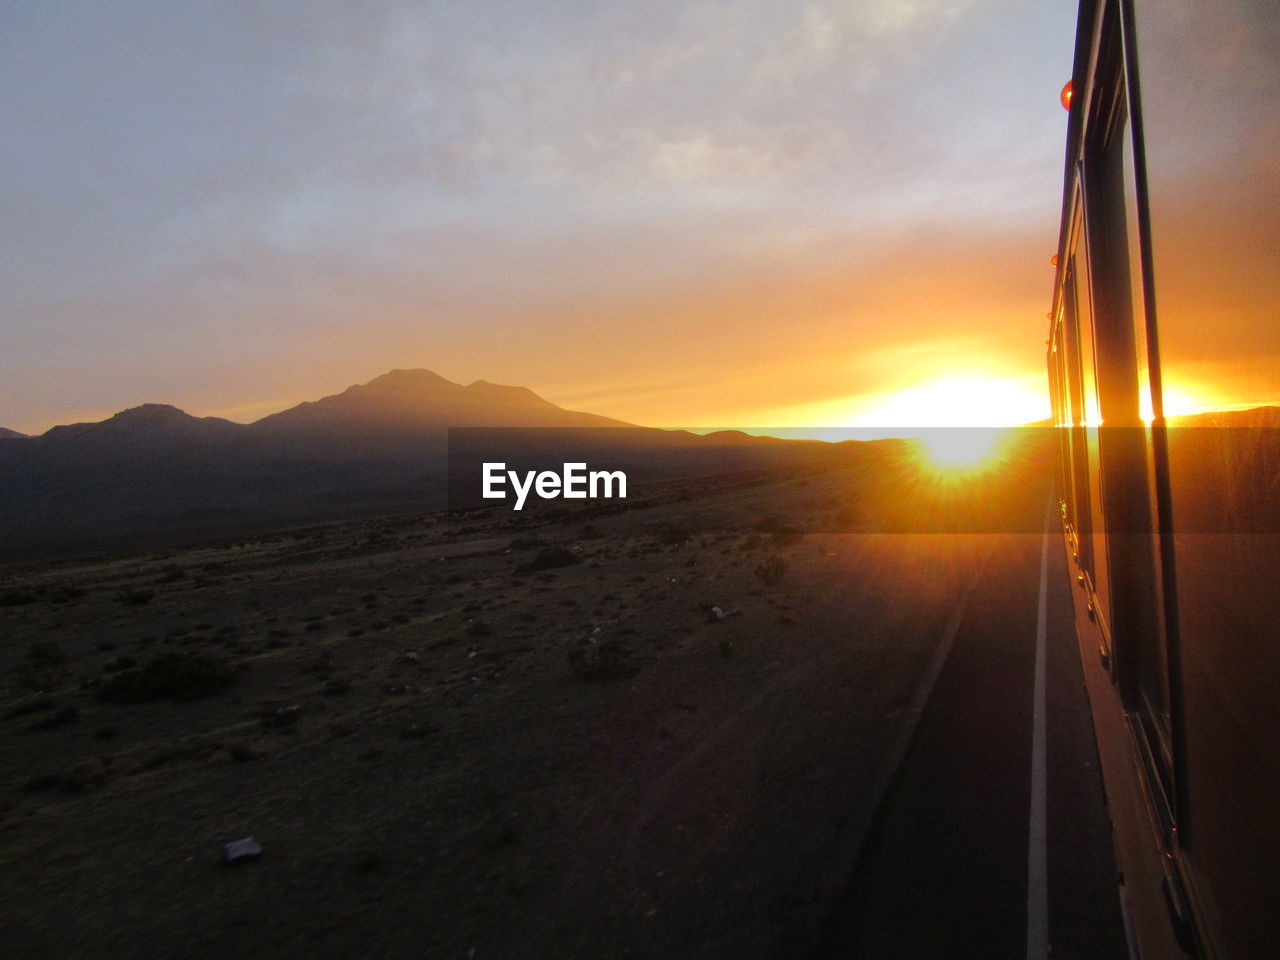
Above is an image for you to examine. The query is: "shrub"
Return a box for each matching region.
[23,772,68,793]
[25,756,110,793]
[768,527,803,548]
[749,514,800,545]
[227,742,263,762]
[96,653,237,703]
[10,640,67,692]
[260,704,302,730]
[659,525,692,546]
[753,555,789,586]
[5,693,58,719]
[156,564,187,584]
[102,655,138,674]
[518,547,581,573]
[568,636,638,680]
[30,704,80,731]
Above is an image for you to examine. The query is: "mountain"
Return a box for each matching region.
[1171,405,1280,429]
[40,404,242,450]
[0,370,834,557]
[253,369,631,434]
[0,427,28,439]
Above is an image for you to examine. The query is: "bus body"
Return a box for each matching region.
[1047,1,1279,957]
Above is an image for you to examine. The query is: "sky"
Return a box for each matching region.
[1,0,1084,435]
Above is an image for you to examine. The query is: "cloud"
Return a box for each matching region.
[1,0,1078,433]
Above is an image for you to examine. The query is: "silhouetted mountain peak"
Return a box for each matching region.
[0,367,883,559]
[39,403,238,442]
[0,427,28,439]
[281,369,457,413]
[464,379,556,408]
[101,404,239,432]
[107,403,199,425]
[351,370,552,408]
[253,369,621,431]
[14,369,633,455]
[361,368,454,395]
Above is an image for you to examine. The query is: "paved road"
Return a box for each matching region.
[816,524,1128,959]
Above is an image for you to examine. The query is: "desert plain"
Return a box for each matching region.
[1,466,991,958]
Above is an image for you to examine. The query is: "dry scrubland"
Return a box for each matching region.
[1,468,986,958]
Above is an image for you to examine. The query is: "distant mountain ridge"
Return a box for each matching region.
[0,369,819,557]
[19,370,628,442]
[252,369,629,433]
[40,404,242,445]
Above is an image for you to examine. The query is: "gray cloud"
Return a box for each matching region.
[1,0,1078,432]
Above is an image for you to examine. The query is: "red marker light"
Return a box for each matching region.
[1061,80,1073,111]
[1051,254,1059,267]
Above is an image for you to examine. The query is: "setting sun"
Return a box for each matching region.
[914,428,1006,472]
[843,377,1043,482]
[1138,379,1218,422]
[851,377,1049,429]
